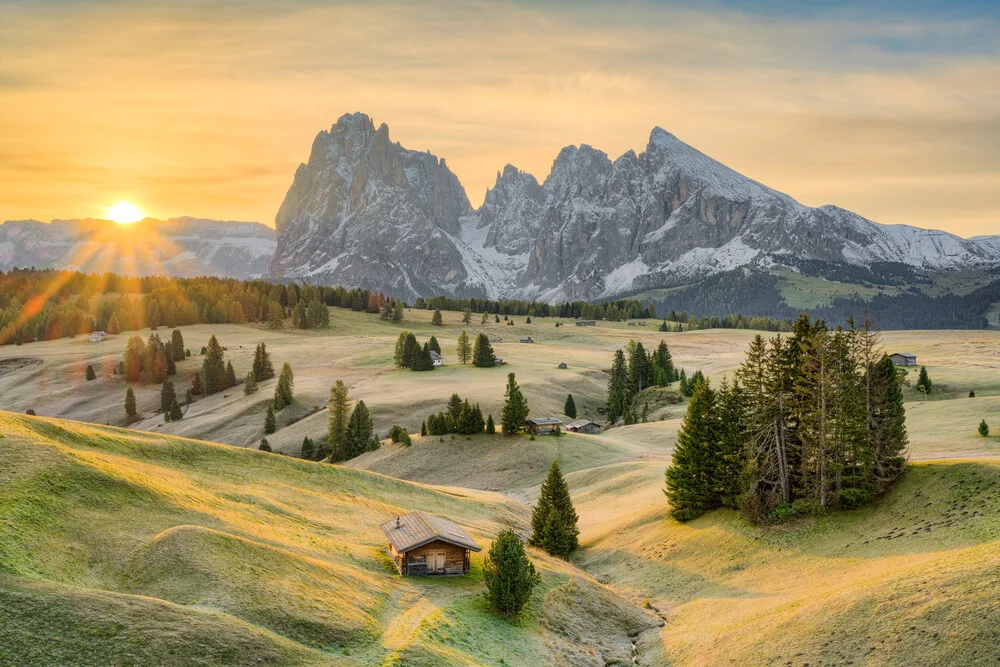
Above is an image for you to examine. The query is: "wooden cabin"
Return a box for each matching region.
[525,417,563,435]
[565,419,602,434]
[381,511,481,576]
[430,350,443,367]
[889,352,917,366]
[557,362,568,369]
[519,336,534,343]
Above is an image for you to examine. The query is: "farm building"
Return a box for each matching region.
[565,419,602,434]
[430,350,443,367]
[557,362,567,369]
[520,336,534,343]
[525,417,563,435]
[890,352,917,366]
[493,356,505,366]
[88,331,108,343]
[381,511,481,576]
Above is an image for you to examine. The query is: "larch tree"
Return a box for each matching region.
[457,330,471,364]
[328,380,351,461]
[431,309,443,326]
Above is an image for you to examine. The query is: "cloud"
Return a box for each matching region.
[0,0,997,235]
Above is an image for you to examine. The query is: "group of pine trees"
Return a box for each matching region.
[423,393,488,436]
[415,294,656,322]
[665,314,908,522]
[605,339,682,424]
[291,299,331,329]
[393,331,439,371]
[121,329,185,383]
[325,380,377,461]
[200,335,238,396]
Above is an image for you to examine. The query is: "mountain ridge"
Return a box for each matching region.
[270,112,1000,303]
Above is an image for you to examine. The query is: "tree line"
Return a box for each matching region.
[665,314,908,523]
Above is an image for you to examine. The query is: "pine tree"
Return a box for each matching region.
[456,330,471,364]
[259,438,272,452]
[402,333,419,368]
[191,372,204,396]
[328,380,351,461]
[273,362,294,410]
[160,380,176,414]
[500,373,529,435]
[421,421,427,437]
[653,340,675,386]
[486,414,495,434]
[202,335,226,395]
[411,342,435,371]
[483,530,540,619]
[171,328,185,361]
[165,353,176,376]
[301,436,316,460]
[252,342,275,381]
[432,309,443,326]
[606,349,630,425]
[980,420,990,437]
[462,308,472,324]
[428,336,441,355]
[264,404,276,434]
[168,399,183,421]
[869,355,908,491]
[225,361,237,388]
[472,333,495,367]
[916,365,933,394]
[564,394,577,419]
[244,372,258,395]
[627,341,653,394]
[345,400,374,459]
[530,460,580,557]
[85,364,96,381]
[664,380,720,521]
[394,331,411,368]
[125,386,138,422]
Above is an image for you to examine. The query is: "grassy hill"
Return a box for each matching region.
[0,411,661,666]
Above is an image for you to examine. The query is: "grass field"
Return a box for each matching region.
[5,306,1000,664]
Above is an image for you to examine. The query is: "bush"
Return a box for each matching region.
[388,425,406,443]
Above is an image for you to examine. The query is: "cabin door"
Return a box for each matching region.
[428,550,446,573]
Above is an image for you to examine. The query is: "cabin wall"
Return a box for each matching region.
[404,540,468,576]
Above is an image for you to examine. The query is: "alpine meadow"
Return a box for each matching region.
[4,1,1000,665]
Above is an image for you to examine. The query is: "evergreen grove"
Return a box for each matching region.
[665,314,908,523]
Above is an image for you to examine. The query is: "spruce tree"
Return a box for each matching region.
[447,393,463,425]
[328,380,351,461]
[202,335,226,395]
[428,336,441,355]
[564,394,577,419]
[301,436,316,460]
[462,308,472,324]
[125,387,138,422]
[486,414,495,434]
[185,388,193,405]
[345,400,374,459]
[394,331,411,368]
[168,399,183,422]
[627,341,653,393]
[664,380,719,521]
[171,328,185,361]
[483,530,540,618]
[411,342,435,371]
[606,349,630,425]
[980,420,990,437]
[472,333,495,367]
[244,372,258,395]
[402,333,419,368]
[530,460,580,557]
[252,342,275,381]
[85,364,96,381]
[160,380,176,413]
[869,355,908,491]
[226,361,237,388]
[273,362,294,410]
[432,309,443,326]
[500,373,529,435]
[421,421,427,437]
[264,405,276,434]
[916,365,933,394]
[165,353,176,376]
[259,438,272,452]
[653,340,675,385]
[457,330,471,364]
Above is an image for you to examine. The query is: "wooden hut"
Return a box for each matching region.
[525,417,563,435]
[889,352,917,366]
[381,511,481,576]
[565,419,602,434]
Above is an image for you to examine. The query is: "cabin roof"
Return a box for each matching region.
[566,419,601,429]
[526,417,563,426]
[380,511,481,553]
[891,352,917,358]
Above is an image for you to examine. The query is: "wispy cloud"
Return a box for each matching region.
[0,0,997,235]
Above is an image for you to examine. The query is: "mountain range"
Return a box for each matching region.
[0,217,274,280]
[270,112,1000,303]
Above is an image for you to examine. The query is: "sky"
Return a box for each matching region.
[1,0,998,237]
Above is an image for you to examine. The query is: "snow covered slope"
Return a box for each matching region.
[0,217,275,279]
[270,114,1000,302]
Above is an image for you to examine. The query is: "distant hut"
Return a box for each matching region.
[565,419,602,434]
[557,362,567,369]
[519,336,534,343]
[430,350,443,367]
[88,331,108,343]
[381,511,481,576]
[493,356,505,366]
[889,352,917,367]
[575,321,588,327]
[491,336,503,343]
[525,417,563,435]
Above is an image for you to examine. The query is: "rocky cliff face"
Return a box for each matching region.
[0,217,275,279]
[271,113,1000,302]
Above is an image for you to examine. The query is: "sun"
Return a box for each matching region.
[107,201,144,224]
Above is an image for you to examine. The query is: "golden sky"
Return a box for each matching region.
[1,1,998,236]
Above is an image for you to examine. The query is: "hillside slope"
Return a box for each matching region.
[0,412,661,666]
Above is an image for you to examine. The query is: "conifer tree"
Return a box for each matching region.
[916,365,933,394]
[225,361,237,388]
[160,380,176,414]
[462,308,472,324]
[345,400,374,459]
[483,530,540,619]
[123,335,146,382]
[979,420,990,437]
[411,342,435,371]
[421,421,427,436]
[264,404,276,434]
[606,349,630,425]
[431,309,443,326]
[457,329,471,364]
[328,380,351,461]
[868,355,908,491]
[664,380,720,521]
[165,353,176,376]
[530,460,580,557]
[85,364,96,381]
[653,340,675,386]
[500,373,529,435]
[252,342,275,381]
[628,341,653,393]
[259,438,272,452]
[301,436,316,460]
[428,336,441,355]
[125,386,138,422]
[402,333,419,368]
[168,398,183,422]
[564,394,577,419]
[190,372,204,396]
[447,393,463,425]
[244,372,258,395]
[273,362,294,410]
[472,332,496,367]
[394,331,411,368]
[486,414,495,434]
[171,328,185,361]
[202,335,226,395]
